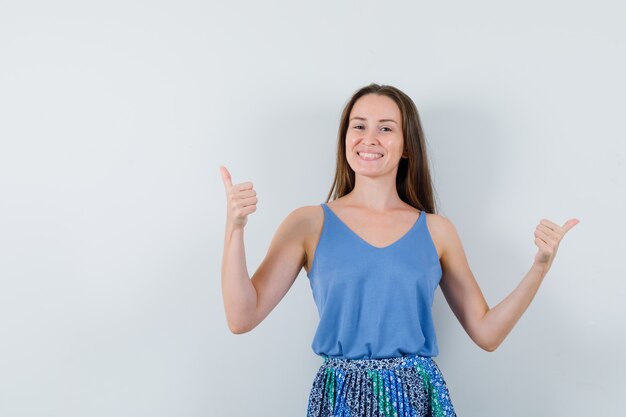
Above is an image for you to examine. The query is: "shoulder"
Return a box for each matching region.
[288,204,323,220]
[423,211,456,232]
[281,205,325,270]
[423,212,459,257]
[281,204,324,235]
[267,205,323,261]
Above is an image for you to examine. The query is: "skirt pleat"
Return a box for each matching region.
[306,354,456,417]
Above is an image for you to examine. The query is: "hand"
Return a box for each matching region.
[220,165,258,229]
[533,217,579,268]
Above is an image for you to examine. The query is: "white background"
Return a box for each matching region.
[1,1,624,416]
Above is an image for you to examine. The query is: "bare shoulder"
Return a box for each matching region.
[423,212,457,260]
[279,204,323,249]
[284,204,323,232]
[285,204,324,273]
[424,211,456,232]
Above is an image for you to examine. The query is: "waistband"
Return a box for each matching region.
[319,354,435,372]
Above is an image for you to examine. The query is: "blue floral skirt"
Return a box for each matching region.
[306,354,456,417]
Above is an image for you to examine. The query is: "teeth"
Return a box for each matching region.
[358,152,383,160]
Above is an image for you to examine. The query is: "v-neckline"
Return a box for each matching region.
[322,203,423,250]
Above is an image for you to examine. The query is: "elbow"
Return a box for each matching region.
[472,330,501,352]
[478,337,502,352]
[225,307,259,334]
[228,321,251,334]
[480,342,498,352]
[472,321,504,352]
[227,315,259,334]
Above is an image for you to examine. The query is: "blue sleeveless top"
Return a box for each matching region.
[307,203,442,360]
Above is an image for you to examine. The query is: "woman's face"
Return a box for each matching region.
[345,93,405,178]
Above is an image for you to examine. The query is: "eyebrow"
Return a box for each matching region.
[349,116,399,125]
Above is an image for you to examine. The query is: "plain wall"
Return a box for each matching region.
[1,0,624,416]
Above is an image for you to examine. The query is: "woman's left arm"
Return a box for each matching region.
[435,215,579,352]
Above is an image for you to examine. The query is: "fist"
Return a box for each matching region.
[533,217,579,268]
[220,165,258,229]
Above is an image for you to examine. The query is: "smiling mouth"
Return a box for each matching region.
[357,152,384,161]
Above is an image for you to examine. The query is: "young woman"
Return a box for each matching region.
[220,83,578,416]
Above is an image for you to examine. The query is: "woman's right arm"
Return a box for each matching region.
[220,166,307,334]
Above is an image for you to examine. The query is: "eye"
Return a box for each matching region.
[381,127,392,132]
[353,125,364,130]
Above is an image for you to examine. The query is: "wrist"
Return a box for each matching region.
[530,261,549,279]
[224,223,245,241]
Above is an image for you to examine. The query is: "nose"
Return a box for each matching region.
[362,128,379,144]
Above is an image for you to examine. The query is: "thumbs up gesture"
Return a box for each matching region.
[220,165,258,229]
[533,217,579,269]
